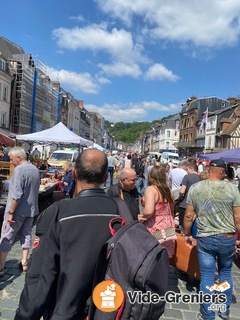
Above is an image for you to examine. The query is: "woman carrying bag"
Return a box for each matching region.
[141,165,176,258]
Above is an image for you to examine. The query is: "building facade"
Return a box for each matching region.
[0,53,12,132]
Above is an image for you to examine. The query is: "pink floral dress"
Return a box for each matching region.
[144,187,176,258]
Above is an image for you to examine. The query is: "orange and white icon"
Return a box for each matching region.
[92,280,124,312]
[206,280,230,292]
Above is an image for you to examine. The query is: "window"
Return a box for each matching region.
[0,59,6,71]
[20,111,31,126]
[3,86,8,101]
[166,130,170,138]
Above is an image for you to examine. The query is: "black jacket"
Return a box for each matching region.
[106,182,140,220]
[15,188,119,320]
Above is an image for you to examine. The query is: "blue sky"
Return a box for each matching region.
[1,0,240,123]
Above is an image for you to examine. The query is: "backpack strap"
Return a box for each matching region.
[87,199,133,319]
[113,197,134,224]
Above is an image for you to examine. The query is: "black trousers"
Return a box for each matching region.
[178,207,186,228]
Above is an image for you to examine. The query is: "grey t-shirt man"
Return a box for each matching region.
[5,162,40,217]
[179,173,200,209]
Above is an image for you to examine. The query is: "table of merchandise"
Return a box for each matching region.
[38,179,58,207]
[0,178,59,214]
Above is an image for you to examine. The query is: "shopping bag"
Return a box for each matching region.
[169,233,200,279]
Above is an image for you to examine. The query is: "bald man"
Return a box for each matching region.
[15,149,120,320]
[107,167,140,220]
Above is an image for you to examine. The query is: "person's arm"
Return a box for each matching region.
[233,206,240,233]
[183,203,196,248]
[142,186,157,219]
[178,185,186,203]
[7,168,23,223]
[183,203,195,235]
[7,198,18,223]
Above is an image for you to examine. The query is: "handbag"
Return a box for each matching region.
[153,227,177,244]
[169,233,200,279]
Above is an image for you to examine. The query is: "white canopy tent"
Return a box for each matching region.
[92,143,108,152]
[16,122,93,147]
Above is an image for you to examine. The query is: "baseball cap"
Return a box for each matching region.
[209,159,226,169]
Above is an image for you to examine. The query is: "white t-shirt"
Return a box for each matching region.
[169,168,187,200]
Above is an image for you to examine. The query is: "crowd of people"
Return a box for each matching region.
[0,147,240,319]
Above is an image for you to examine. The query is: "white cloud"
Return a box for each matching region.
[69,15,85,23]
[145,63,180,82]
[98,62,142,77]
[52,22,152,79]
[46,67,100,94]
[85,101,181,122]
[52,24,136,62]
[48,0,240,110]
[96,0,240,48]
[96,76,112,84]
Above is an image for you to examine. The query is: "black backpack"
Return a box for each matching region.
[88,198,169,320]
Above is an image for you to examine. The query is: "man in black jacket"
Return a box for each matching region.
[15,149,119,320]
[107,167,140,221]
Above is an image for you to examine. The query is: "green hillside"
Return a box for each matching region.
[105,114,176,144]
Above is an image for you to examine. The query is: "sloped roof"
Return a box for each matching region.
[180,96,230,120]
[0,37,24,60]
[214,104,239,115]
[221,118,240,136]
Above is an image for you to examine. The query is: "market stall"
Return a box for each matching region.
[16,122,93,148]
[198,147,240,163]
[0,132,15,148]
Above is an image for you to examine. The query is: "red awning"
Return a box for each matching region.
[0,132,15,148]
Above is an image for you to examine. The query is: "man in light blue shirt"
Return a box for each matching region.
[0,147,40,276]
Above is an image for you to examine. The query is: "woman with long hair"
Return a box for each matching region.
[142,165,176,258]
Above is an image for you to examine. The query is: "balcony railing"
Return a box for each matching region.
[175,141,196,148]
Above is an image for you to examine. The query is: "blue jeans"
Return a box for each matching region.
[104,167,114,187]
[197,235,235,319]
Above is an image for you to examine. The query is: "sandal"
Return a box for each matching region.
[19,261,28,272]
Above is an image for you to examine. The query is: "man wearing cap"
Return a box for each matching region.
[183,159,240,320]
